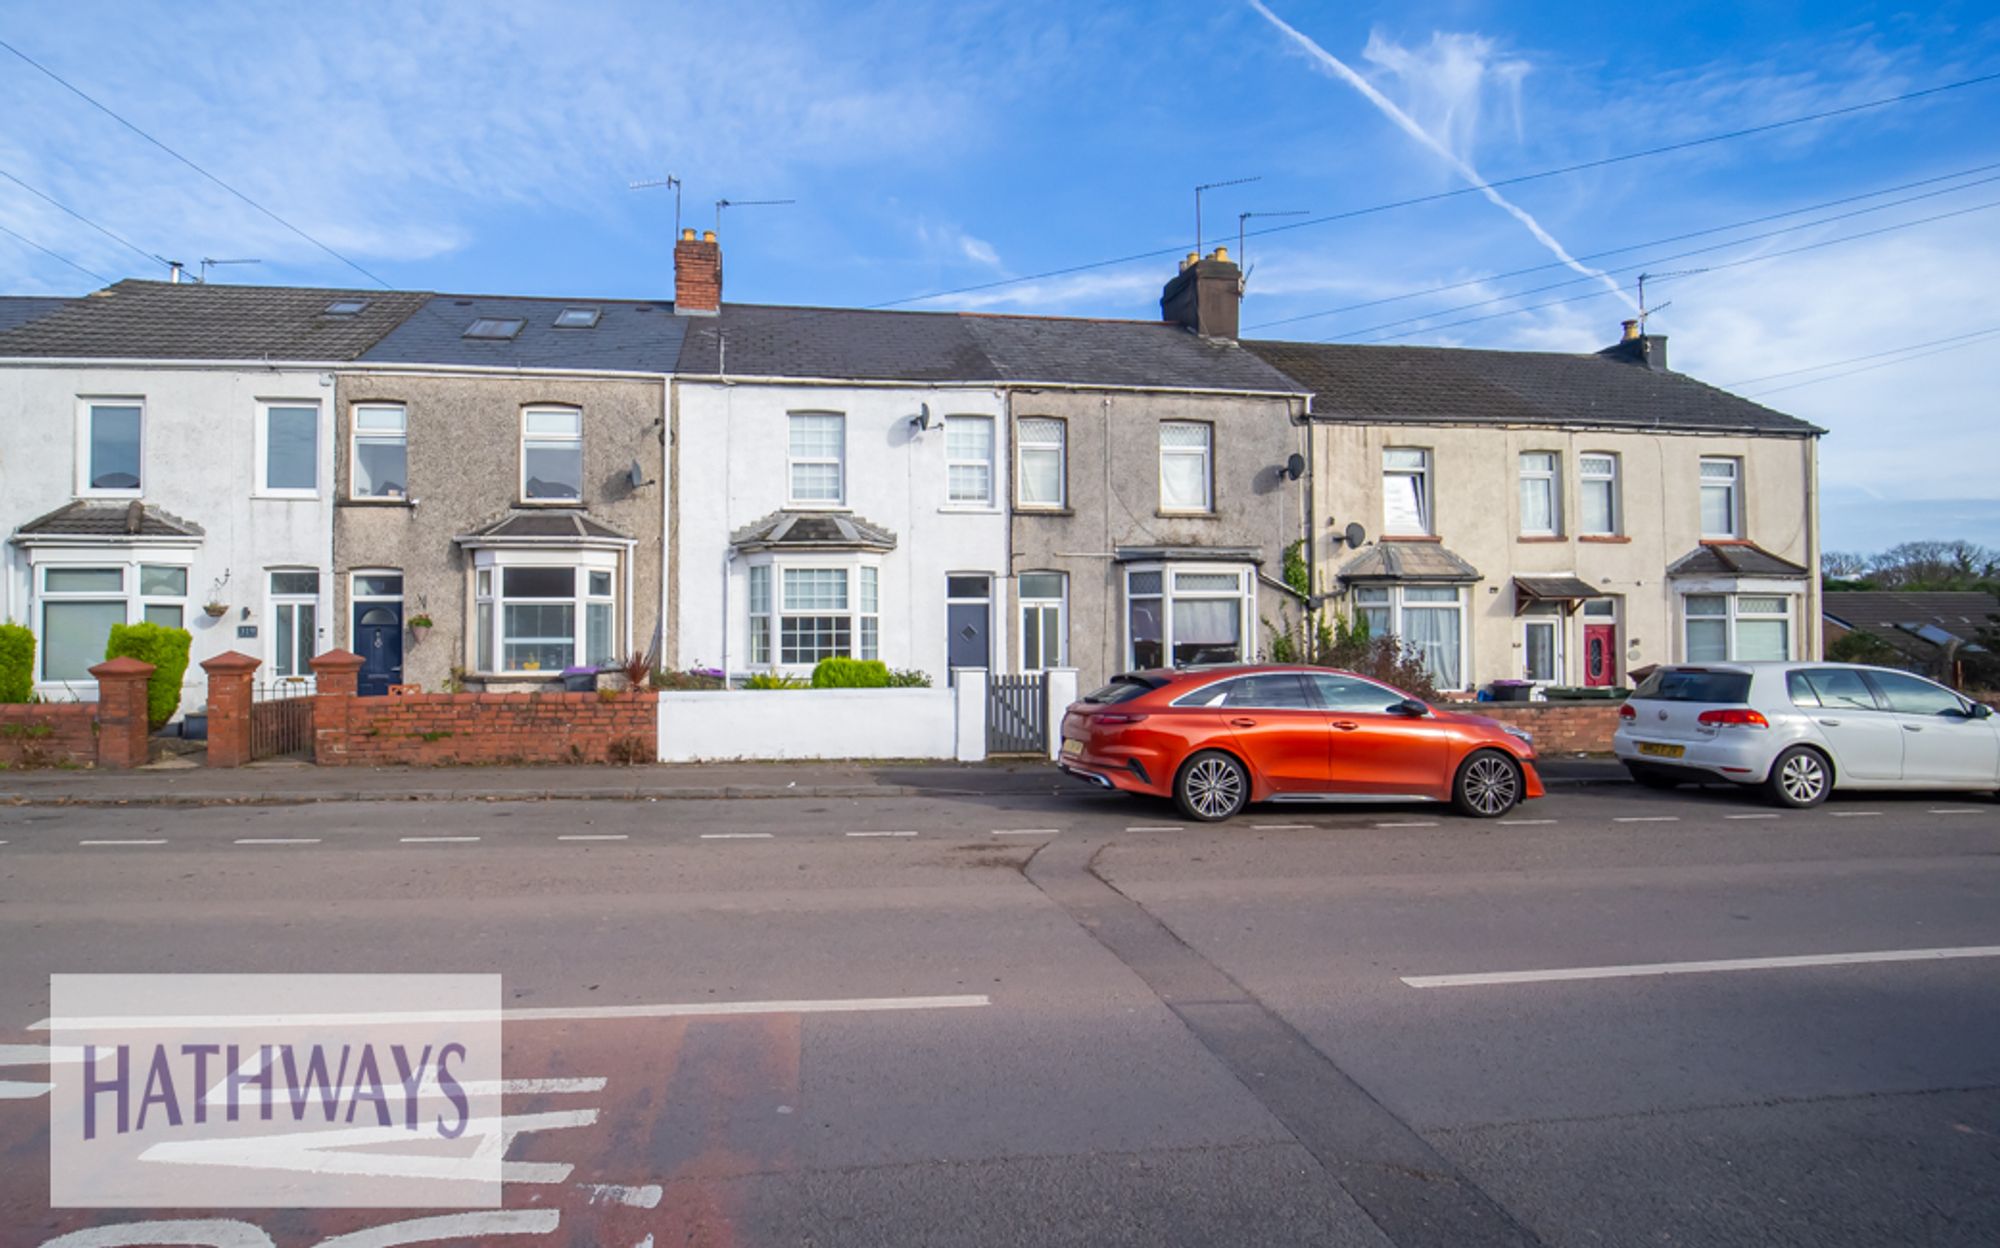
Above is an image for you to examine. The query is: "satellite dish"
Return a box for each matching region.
[1283,452,1306,480]
[627,460,652,489]
[908,402,937,432]
[1343,522,1367,549]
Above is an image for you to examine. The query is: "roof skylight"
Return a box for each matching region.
[463,317,525,340]
[324,298,370,316]
[554,307,601,329]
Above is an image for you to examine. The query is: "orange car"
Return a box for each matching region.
[1057,665,1545,821]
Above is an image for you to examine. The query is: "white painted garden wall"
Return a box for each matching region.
[658,676,988,762]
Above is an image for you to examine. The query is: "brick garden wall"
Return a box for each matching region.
[1466,702,1624,754]
[0,703,99,768]
[320,690,656,767]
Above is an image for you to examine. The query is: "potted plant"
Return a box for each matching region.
[407,612,434,636]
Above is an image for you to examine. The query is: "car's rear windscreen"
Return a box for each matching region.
[1082,677,1159,704]
[1632,669,1753,703]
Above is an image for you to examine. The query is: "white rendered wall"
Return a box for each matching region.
[657,687,977,761]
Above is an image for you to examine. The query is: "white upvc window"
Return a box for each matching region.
[1700,457,1741,538]
[1684,592,1790,662]
[1125,565,1251,669]
[1016,417,1066,508]
[267,569,321,681]
[1521,603,1563,683]
[747,561,882,669]
[521,407,583,502]
[788,412,846,505]
[1579,452,1619,536]
[1518,451,1560,536]
[35,558,191,684]
[1019,572,1067,672]
[1159,421,1213,513]
[748,564,772,665]
[1351,584,1466,691]
[256,400,319,497]
[1382,448,1430,535]
[945,415,994,505]
[78,398,144,496]
[352,404,409,499]
[473,554,621,674]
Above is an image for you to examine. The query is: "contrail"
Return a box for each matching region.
[1250,1,1637,311]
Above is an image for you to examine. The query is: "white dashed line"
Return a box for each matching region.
[1125,825,1185,832]
[1725,813,1781,820]
[400,835,480,843]
[1830,811,1883,818]
[557,834,629,841]
[1404,944,2000,989]
[234,837,322,845]
[1252,823,1317,830]
[1499,818,1556,826]
[993,828,1061,836]
[1375,821,1438,828]
[1614,816,1679,823]
[701,832,772,840]
[846,831,918,838]
[1928,808,1986,816]
[78,839,166,846]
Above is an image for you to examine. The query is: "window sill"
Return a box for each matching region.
[1014,506,1074,517]
[1516,535,1567,544]
[253,492,320,502]
[77,490,142,501]
[339,497,414,509]
[1156,509,1218,520]
[516,498,587,508]
[1578,534,1630,544]
[1379,534,1440,543]
[939,504,1002,515]
[784,503,851,513]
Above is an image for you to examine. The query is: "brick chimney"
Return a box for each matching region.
[1161,246,1242,341]
[674,228,721,317]
[1598,317,1669,372]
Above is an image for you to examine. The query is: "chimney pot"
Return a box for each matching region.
[1621,318,1641,341]
[681,228,696,242]
[1211,246,1229,262]
[703,230,717,243]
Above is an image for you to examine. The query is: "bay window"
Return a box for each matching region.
[1350,584,1466,690]
[745,561,883,670]
[521,407,583,501]
[35,558,192,684]
[472,554,622,674]
[1125,565,1250,669]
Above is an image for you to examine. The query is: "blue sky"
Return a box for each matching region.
[2,0,1996,554]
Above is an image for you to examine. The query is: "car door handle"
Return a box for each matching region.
[1817,718,1842,727]
[1903,724,1922,732]
[1333,720,1360,731]
[1228,717,1257,728]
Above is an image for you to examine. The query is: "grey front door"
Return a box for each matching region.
[947,575,991,673]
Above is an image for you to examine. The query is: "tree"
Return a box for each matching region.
[1868,540,1997,590]
[1820,550,1871,580]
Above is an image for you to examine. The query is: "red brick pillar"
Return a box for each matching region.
[309,649,365,766]
[200,651,262,768]
[88,656,156,770]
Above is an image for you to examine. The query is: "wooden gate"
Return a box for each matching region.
[987,674,1046,755]
[250,684,314,760]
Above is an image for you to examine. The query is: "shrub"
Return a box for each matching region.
[885,667,933,688]
[1262,607,1440,701]
[651,667,726,690]
[744,673,808,690]
[811,657,890,688]
[104,621,193,730]
[0,623,33,703]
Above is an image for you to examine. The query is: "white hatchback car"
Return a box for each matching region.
[1613,662,2000,807]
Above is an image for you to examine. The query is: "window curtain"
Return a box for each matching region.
[1129,598,1163,668]
[1172,598,1240,665]
[1403,605,1460,690]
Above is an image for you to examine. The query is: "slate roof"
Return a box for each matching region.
[12,500,204,539]
[0,296,69,333]
[674,304,1302,392]
[1667,542,1810,578]
[730,510,898,552]
[455,511,633,543]
[361,294,686,372]
[1337,542,1482,583]
[0,280,432,361]
[1244,339,1821,436]
[1515,574,1602,602]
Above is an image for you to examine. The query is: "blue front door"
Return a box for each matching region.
[354,603,403,697]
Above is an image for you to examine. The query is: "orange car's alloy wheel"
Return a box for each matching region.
[1455,752,1522,818]
[1178,752,1248,821]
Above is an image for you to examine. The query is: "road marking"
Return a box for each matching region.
[847,830,918,838]
[1830,811,1883,818]
[0,1080,53,1099]
[234,837,322,845]
[1499,818,1556,826]
[1252,822,1317,830]
[33,993,992,1030]
[1375,821,1438,828]
[557,834,628,841]
[78,838,166,846]
[994,828,1062,835]
[1928,808,1986,815]
[401,835,480,843]
[1613,816,1679,823]
[1126,825,1184,832]
[497,1077,607,1095]
[701,832,773,840]
[1403,944,2000,989]
[581,1182,664,1209]
[0,1043,84,1065]
[311,1211,562,1247]
[1725,813,1781,820]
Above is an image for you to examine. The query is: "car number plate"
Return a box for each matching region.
[1062,738,1084,756]
[1637,742,1685,759]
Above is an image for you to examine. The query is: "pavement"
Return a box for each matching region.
[6,780,1993,1245]
[0,754,1631,805]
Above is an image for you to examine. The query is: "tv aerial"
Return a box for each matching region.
[715,197,796,233]
[629,173,684,237]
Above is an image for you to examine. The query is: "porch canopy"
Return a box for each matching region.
[1513,573,1602,615]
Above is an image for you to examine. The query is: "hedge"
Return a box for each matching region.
[104,621,192,729]
[811,657,890,688]
[0,623,32,703]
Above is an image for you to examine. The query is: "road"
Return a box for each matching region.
[1,778,1997,1246]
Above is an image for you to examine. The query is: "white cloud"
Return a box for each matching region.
[921,267,1161,312]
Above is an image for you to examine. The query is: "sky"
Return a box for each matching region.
[0,0,1995,554]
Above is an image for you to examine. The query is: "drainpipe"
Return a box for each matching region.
[720,547,735,687]
[660,378,673,670]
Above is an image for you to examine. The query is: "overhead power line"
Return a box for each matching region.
[0,36,392,288]
[1738,327,2000,398]
[869,67,2000,311]
[0,219,113,283]
[0,164,169,273]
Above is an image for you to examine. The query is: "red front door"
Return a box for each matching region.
[1584,623,1617,686]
